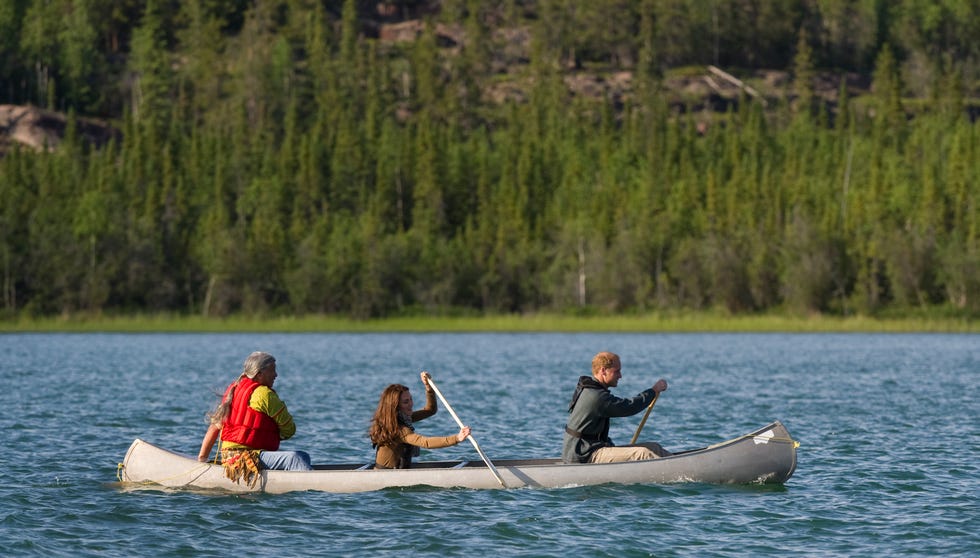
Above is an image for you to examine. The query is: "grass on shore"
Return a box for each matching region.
[1,312,977,333]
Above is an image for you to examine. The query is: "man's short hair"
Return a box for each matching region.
[592,351,621,377]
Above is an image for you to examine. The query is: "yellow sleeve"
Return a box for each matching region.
[250,386,297,440]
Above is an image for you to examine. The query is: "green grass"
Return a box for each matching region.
[1,311,977,333]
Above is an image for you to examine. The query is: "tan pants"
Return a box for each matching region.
[589,442,670,463]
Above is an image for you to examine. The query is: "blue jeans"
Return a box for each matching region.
[259,450,312,471]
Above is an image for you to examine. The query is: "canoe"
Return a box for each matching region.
[118,420,797,494]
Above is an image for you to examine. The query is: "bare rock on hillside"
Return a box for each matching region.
[0,104,119,157]
[378,20,464,48]
[373,17,869,116]
[0,105,64,153]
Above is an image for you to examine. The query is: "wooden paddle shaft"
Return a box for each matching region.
[424,373,507,488]
[630,391,660,445]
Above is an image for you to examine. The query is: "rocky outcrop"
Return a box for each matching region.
[0,104,119,157]
[377,20,464,47]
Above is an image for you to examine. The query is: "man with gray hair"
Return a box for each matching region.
[198,352,311,484]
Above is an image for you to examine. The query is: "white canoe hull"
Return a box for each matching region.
[118,421,797,494]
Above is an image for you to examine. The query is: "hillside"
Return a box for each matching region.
[1,1,978,321]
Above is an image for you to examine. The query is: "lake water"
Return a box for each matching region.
[1,332,977,556]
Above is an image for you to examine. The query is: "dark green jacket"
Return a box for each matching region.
[562,376,656,463]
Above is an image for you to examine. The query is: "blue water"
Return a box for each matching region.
[1,332,977,556]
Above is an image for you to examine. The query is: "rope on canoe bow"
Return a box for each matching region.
[707,434,799,450]
[744,435,800,448]
[116,461,213,486]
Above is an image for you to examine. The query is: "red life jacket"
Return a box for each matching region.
[220,377,281,451]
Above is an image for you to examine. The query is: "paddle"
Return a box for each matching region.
[423,371,507,488]
[629,391,660,445]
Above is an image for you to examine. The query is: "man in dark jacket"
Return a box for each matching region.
[562,351,671,463]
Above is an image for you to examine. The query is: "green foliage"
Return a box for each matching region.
[2,0,979,320]
[128,0,173,135]
[792,26,815,120]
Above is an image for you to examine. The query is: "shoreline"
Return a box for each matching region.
[1,312,977,333]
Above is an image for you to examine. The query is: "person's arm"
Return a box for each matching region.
[599,388,657,417]
[401,426,467,449]
[412,381,438,422]
[198,424,221,462]
[251,386,297,440]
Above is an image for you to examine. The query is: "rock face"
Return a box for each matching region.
[0,104,119,157]
[0,11,875,158]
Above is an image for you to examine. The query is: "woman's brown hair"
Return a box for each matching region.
[368,384,409,447]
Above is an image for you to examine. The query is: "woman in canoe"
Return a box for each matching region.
[369,371,471,469]
[197,351,312,485]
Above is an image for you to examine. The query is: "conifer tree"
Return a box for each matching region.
[175,0,226,123]
[19,0,62,107]
[792,26,815,121]
[0,147,33,312]
[0,0,29,100]
[871,43,904,133]
[128,0,173,138]
[58,0,102,112]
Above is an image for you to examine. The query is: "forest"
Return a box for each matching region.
[1,0,978,319]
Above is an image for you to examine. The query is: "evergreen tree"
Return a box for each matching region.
[871,43,904,133]
[19,0,62,107]
[175,0,227,123]
[0,1,29,101]
[128,0,173,136]
[792,26,815,121]
[58,0,102,112]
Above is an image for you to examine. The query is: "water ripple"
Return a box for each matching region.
[1,332,978,556]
